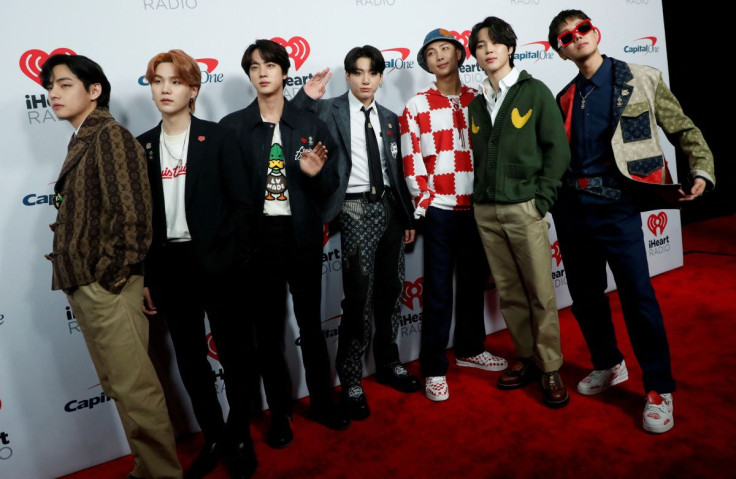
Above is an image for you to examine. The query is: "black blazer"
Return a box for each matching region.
[293,90,415,229]
[137,116,250,287]
[219,98,339,251]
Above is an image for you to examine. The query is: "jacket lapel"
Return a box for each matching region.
[611,58,635,129]
[185,116,208,205]
[141,124,167,234]
[376,104,400,177]
[332,93,351,156]
[55,109,112,192]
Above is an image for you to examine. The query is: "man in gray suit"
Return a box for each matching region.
[296,46,420,420]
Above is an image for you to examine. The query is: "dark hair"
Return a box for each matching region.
[241,39,290,87]
[469,16,518,67]
[40,54,111,108]
[344,45,386,75]
[548,9,590,52]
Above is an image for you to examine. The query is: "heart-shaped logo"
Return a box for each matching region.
[551,240,563,267]
[401,277,424,311]
[271,36,310,70]
[647,211,668,236]
[450,30,471,59]
[19,48,76,85]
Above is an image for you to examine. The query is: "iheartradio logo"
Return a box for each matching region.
[272,36,310,70]
[206,332,219,361]
[551,240,563,267]
[647,211,667,236]
[401,277,423,310]
[450,30,471,59]
[322,223,330,247]
[19,48,76,85]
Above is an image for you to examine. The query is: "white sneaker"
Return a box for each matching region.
[425,376,449,401]
[576,359,629,395]
[643,391,674,433]
[456,351,508,371]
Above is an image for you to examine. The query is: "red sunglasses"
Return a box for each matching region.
[557,20,595,48]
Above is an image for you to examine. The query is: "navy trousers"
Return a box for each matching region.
[419,207,489,378]
[552,190,675,394]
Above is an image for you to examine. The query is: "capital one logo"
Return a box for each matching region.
[382,48,414,73]
[401,277,424,310]
[272,36,310,70]
[515,41,555,63]
[624,36,660,55]
[551,240,563,267]
[19,48,76,85]
[647,211,667,236]
[206,332,219,361]
[449,30,472,60]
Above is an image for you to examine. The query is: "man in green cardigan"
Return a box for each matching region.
[467,16,571,408]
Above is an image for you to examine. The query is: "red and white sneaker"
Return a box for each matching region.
[456,351,508,371]
[425,376,449,401]
[576,359,629,395]
[643,391,674,433]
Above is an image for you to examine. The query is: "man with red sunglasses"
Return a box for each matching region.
[547,9,715,433]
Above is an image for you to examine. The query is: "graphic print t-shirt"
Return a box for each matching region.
[160,129,190,240]
[263,122,291,216]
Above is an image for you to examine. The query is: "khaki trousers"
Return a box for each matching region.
[67,275,182,479]
[474,200,563,372]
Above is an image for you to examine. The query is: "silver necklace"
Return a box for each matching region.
[161,122,190,167]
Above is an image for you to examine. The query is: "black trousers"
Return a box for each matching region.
[154,241,257,443]
[336,195,404,389]
[419,207,490,378]
[250,216,333,417]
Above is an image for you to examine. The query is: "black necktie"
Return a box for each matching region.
[362,106,384,200]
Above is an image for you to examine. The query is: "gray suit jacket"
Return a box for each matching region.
[293,90,414,228]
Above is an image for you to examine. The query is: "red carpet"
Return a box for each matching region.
[60,215,736,479]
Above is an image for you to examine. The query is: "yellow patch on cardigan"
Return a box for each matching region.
[511,108,532,128]
[471,117,480,134]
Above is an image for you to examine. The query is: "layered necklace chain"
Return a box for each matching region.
[161,122,190,167]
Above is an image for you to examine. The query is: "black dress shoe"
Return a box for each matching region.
[226,439,258,479]
[307,403,351,430]
[184,441,221,479]
[267,414,293,449]
[375,363,421,393]
[342,385,371,420]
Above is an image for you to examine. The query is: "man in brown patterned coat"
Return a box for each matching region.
[42,54,182,479]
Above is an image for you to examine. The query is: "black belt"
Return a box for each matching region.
[344,188,394,203]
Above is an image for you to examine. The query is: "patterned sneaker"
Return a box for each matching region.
[456,351,508,371]
[643,391,674,433]
[577,359,629,396]
[425,376,449,401]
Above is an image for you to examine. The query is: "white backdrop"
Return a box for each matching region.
[0,1,682,477]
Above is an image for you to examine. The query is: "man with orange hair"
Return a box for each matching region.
[138,50,256,478]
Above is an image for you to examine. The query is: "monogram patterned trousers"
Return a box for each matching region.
[336,195,405,389]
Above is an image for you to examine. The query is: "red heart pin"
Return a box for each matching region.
[198,136,205,142]
[19,48,76,85]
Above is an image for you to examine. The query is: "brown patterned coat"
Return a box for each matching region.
[47,108,152,293]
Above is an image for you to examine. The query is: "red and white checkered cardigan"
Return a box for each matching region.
[399,83,477,218]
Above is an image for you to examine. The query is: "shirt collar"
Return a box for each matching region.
[481,67,520,100]
[579,55,612,89]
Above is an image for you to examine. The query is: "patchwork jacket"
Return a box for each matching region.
[47,108,152,293]
[557,57,714,209]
